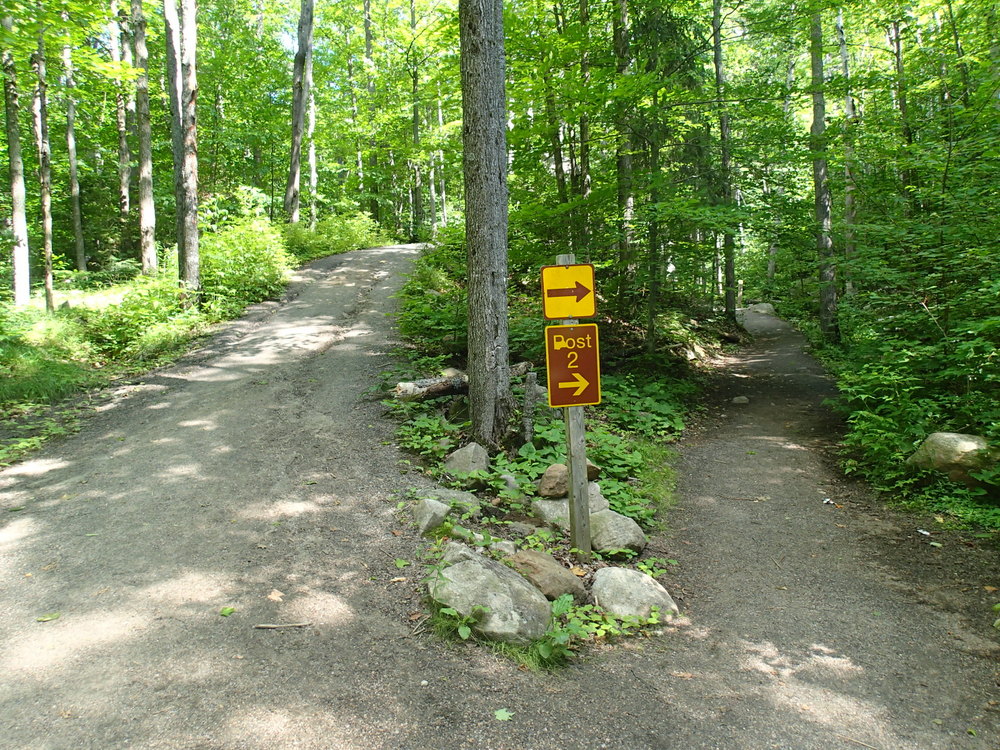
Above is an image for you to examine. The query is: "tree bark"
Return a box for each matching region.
[132,0,156,274]
[284,0,313,223]
[613,0,635,297]
[577,0,591,256]
[61,24,86,272]
[308,89,317,229]
[164,0,199,297]
[712,0,736,321]
[3,16,30,305]
[31,26,54,312]
[460,0,513,448]
[364,0,379,223]
[836,7,856,295]
[810,12,838,342]
[110,0,132,256]
[409,0,423,240]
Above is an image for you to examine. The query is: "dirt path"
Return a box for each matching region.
[1,251,997,749]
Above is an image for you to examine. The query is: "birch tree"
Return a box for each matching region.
[2,15,29,305]
[284,0,313,223]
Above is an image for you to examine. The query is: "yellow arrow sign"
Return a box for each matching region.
[557,372,590,397]
[541,264,596,320]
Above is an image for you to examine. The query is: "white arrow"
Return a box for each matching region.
[557,372,590,397]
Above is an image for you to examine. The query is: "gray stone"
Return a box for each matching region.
[591,567,679,619]
[413,487,481,519]
[509,549,587,603]
[747,302,776,315]
[506,521,540,538]
[586,461,601,481]
[489,539,518,557]
[532,484,610,530]
[906,432,998,487]
[428,543,551,644]
[589,510,647,554]
[444,443,490,476]
[499,473,520,493]
[538,464,569,498]
[414,498,451,536]
[732,396,750,405]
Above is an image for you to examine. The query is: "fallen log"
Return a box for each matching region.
[393,374,469,401]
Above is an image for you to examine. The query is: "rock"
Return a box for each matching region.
[586,461,601,481]
[508,549,587,603]
[428,543,551,644]
[489,539,518,557]
[747,302,776,315]
[591,567,679,619]
[444,443,490,476]
[589,510,647,554]
[732,396,750,405]
[414,498,451,535]
[506,521,540,538]
[499,473,520,493]
[906,432,998,487]
[532,484,610,530]
[413,488,481,519]
[538,464,569,498]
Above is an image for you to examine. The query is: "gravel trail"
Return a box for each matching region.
[1,249,997,749]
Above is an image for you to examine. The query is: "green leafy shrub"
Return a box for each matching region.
[200,218,292,320]
[283,212,388,264]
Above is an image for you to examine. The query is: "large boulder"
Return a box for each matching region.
[589,510,647,554]
[906,432,998,487]
[591,567,679,620]
[532,483,610,529]
[746,302,776,315]
[508,549,587,603]
[444,443,490,476]
[428,543,551,644]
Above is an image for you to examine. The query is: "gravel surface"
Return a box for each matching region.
[1,247,997,749]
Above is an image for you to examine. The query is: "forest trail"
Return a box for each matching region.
[1,249,998,750]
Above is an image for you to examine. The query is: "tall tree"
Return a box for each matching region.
[810,10,837,342]
[2,15,29,305]
[61,19,86,272]
[109,0,132,255]
[835,6,856,295]
[30,23,54,312]
[460,0,513,448]
[712,0,736,320]
[132,0,156,273]
[284,0,313,223]
[164,0,199,297]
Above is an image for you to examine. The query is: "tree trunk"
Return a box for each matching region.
[577,0,591,256]
[409,0,423,240]
[836,7,856,295]
[284,0,313,224]
[110,0,132,257]
[713,0,736,321]
[887,19,916,200]
[613,0,635,298]
[132,0,156,274]
[31,27,54,312]
[3,17,30,305]
[61,26,86,272]
[459,0,513,448]
[645,127,662,351]
[810,12,838,342]
[364,0,379,223]
[164,0,185,260]
[308,89,317,229]
[165,0,199,297]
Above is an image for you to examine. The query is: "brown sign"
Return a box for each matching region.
[545,324,601,407]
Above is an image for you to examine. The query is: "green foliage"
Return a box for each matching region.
[396,413,461,460]
[283,213,389,265]
[200,218,292,320]
[528,594,663,669]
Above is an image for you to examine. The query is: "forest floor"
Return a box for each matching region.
[1,246,998,750]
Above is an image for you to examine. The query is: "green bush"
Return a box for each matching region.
[200,218,292,320]
[283,212,388,264]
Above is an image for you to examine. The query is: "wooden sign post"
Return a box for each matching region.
[542,253,601,561]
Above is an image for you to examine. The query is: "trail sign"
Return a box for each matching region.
[541,263,596,320]
[544,324,601,407]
